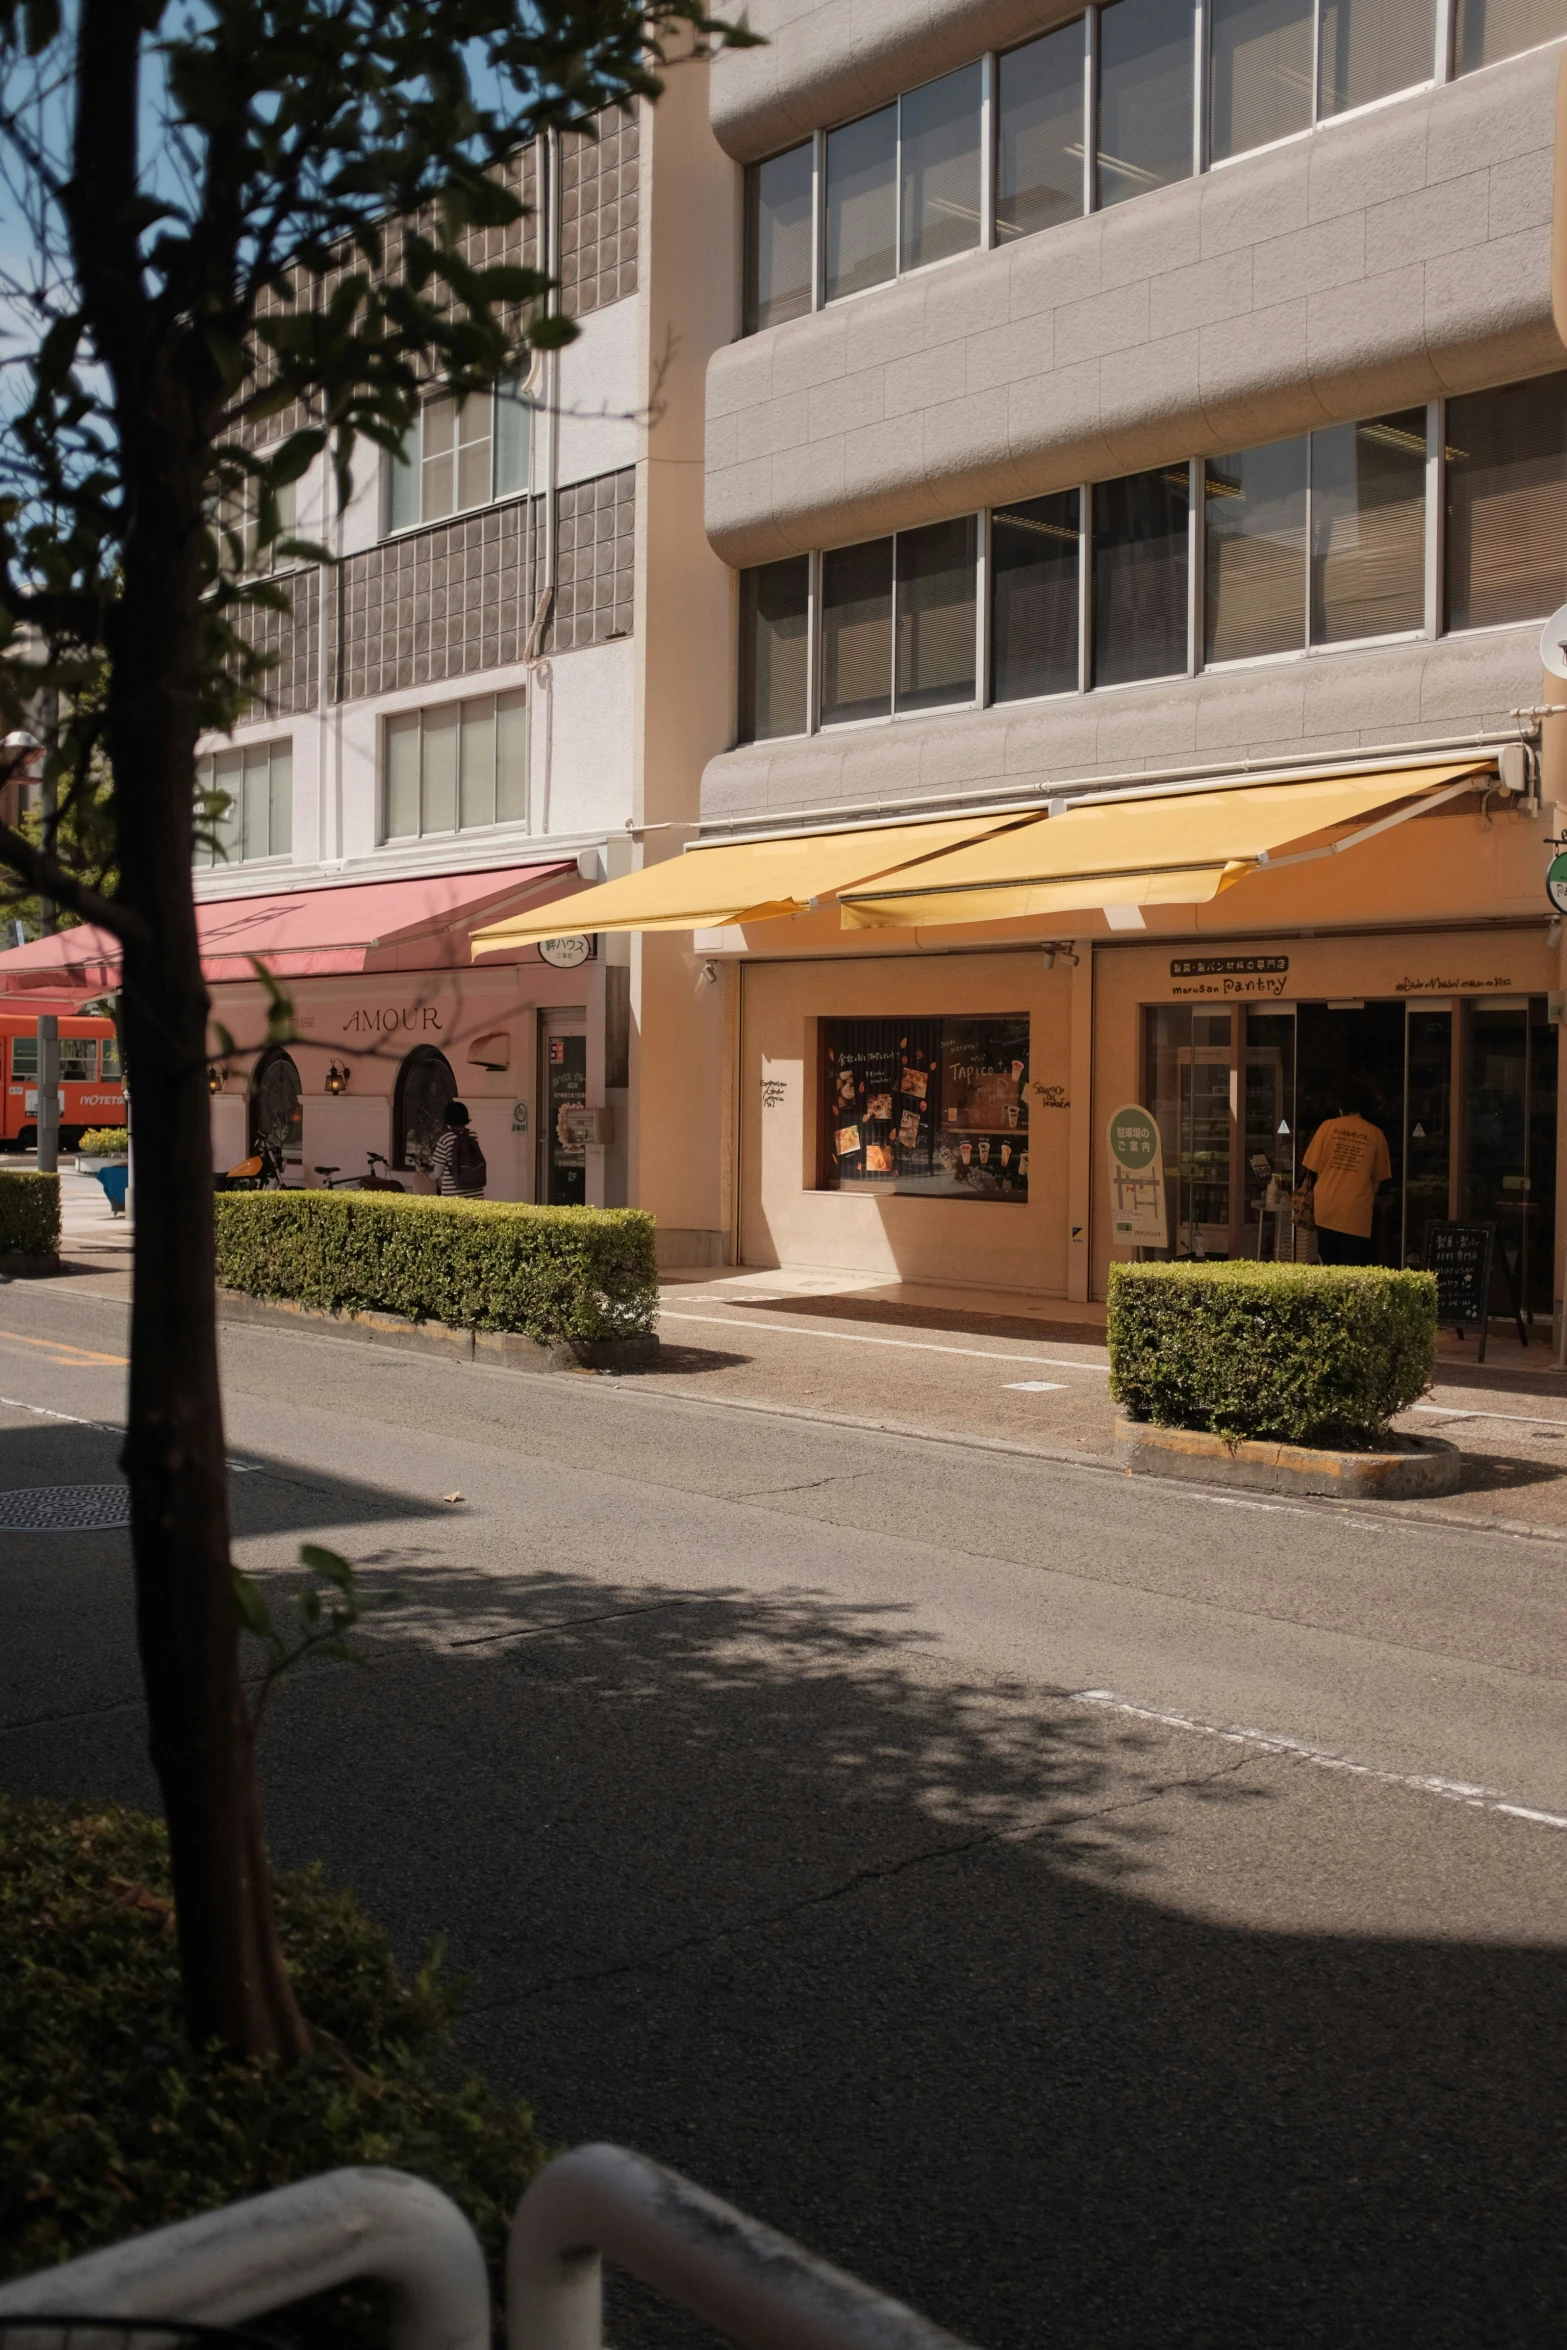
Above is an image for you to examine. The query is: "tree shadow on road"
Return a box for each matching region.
[214,1552,1567,2350]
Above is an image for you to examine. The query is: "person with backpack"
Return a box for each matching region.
[430,1100,487,1199]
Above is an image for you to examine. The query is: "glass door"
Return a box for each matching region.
[1463,998,1557,1325]
[540,1011,588,1206]
[1145,1006,1234,1258]
[1403,1004,1452,1267]
[1243,1009,1295,1257]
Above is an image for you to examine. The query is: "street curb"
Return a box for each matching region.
[214,1286,660,1373]
[1114,1419,1462,1500]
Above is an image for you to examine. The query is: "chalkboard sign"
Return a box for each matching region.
[1423,1222,1495,1360]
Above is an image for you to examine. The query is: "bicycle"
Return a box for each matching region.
[312,1149,406,1193]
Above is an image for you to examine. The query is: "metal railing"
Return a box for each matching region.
[0,2145,978,2350]
[0,2168,488,2350]
[508,2143,974,2350]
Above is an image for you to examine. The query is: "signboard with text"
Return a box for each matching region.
[1107,1102,1168,1248]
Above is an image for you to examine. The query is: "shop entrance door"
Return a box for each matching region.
[1463,998,1557,1323]
[540,1011,588,1205]
[1142,996,1557,1305]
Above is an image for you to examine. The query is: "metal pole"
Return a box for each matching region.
[35,704,58,1172]
[508,2143,978,2350]
[0,2167,489,2350]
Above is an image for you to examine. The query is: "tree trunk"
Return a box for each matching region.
[109,453,312,2066]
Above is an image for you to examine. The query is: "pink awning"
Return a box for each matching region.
[0,864,580,993]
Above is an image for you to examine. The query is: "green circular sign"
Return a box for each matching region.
[1109,1104,1158,1171]
[1549,852,1567,916]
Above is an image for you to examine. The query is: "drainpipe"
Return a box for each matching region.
[523,127,561,834]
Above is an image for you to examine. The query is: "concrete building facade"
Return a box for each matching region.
[639,0,1567,1321]
[172,71,736,1252]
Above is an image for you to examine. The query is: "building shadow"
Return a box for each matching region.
[188,1557,1567,2350]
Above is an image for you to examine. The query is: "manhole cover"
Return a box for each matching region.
[0,1484,131,1530]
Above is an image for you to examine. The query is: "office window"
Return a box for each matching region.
[382,692,527,839]
[1093,467,1190,686]
[216,475,298,579]
[1318,0,1435,116]
[900,65,983,273]
[997,21,1086,240]
[820,539,894,725]
[1097,0,1195,208]
[1310,409,1426,644]
[1210,0,1314,159]
[825,108,897,302]
[991,493,1081,702]
[194,740,292,866]
[1205,438,1309,663]
[739,557,811,742]
[1457,0,1567,68]
[745,143,814,334]
[896,517,977,711]
[1446,373,1567,630]
[385,381,531,533]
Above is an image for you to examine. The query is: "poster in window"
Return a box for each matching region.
[822,1016,1028,1199]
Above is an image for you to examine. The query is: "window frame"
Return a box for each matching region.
[738,0,1519,336]
[382,378,535,539]
[193,736,293,870]
[378,689,530,844]
[734,373,1567,734]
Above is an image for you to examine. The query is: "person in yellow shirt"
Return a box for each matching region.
[1302,1080,1392,1265]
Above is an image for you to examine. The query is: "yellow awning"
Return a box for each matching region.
[470,811,1032,954]
[837,763,1490,929]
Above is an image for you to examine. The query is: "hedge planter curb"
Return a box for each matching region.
[216,1286,660,1371]
[1114,1418,1460,1500]
[0,1249,60,1277]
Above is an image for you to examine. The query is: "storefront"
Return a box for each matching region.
[0,864,631,1205]
[1098,932,1559,1321]
[480,751,1567,1327]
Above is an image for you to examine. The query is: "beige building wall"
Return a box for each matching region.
[630,50,743,1260]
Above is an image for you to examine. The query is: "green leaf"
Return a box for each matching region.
[231,1571,273,1642]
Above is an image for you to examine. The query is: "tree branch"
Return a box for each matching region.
[0,820,144,943]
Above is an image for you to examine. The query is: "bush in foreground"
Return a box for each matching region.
[0,1796,545,2335]
[78,1127,129,1157]
[215,1191,657,1343]
[1108,1260,1436,1449]
[0,1167,59,1255]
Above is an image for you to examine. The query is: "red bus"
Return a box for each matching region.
[0,1000,125,1150]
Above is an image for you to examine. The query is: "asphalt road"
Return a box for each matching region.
[2,1278,1566,2346]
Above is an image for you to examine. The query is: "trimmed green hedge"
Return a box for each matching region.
[215,1190,657,1343]
[1108,1261,1436,1449]
[0,1168,59,1255]
[0,1795,544,2344]
[78,1127,128,1157]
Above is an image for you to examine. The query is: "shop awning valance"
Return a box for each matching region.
[0,863,578,997]
[835,763,1492,930]
[468,812,1033,956]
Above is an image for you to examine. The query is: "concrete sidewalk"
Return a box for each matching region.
[655,1265,1567,1541]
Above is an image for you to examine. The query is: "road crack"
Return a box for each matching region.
[465,1753,1263,2011]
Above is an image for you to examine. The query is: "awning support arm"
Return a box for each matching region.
[1254,771,1491,871]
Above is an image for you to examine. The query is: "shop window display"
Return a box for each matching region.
[821,1015,1029,1200]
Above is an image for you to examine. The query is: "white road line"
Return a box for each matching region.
[1004,1381,1067,1392]
[0,1392,260,1470]
[1070,1689,1567,1833]
[1411,1402,1567,1432]
[659,1310,1108,1373]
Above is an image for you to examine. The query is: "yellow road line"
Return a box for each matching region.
[0,1327,127,1367]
